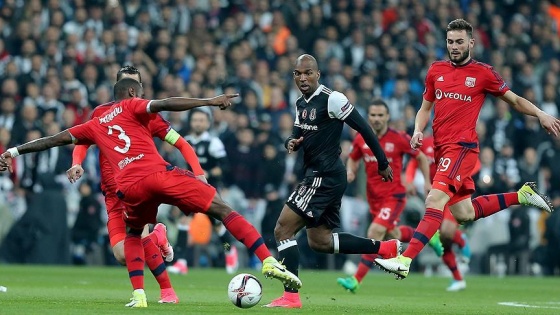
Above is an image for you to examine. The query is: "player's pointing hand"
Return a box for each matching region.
[209,93,239,110]
[410,131,424,150]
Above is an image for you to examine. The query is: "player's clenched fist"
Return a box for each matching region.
[208,93,239,110]
[66,164,85,184]
[410,131,423,150]
[287,137,304,154]
[0,152,13,172]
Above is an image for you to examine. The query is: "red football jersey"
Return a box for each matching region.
[350,128,419,200]
[424,60,509,149]
[86,102,172,194]
[69,98,171,192]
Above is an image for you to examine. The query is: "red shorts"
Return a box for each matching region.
[120,167,217,229]
[432,144,477,206]
[104,191,127,247]
[368,194,407,230]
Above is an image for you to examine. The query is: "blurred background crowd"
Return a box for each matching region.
[0,0,559,277]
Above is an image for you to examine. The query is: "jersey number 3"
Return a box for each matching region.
[108,125,131,153]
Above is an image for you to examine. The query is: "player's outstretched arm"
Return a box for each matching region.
[500,91,560,137]
[0,130,74,173]
[149,94,239,113]
[411,99,434,149]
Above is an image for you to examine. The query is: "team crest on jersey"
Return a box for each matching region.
[465,77,476,88]
[298,185,307,196]
[385,142,394,152]
[302,109,308,119]
[310,108,316,120]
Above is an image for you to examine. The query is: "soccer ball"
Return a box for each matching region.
[227,273,263,308]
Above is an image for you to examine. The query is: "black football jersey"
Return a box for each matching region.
[293,85,354,176]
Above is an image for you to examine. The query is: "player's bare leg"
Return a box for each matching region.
[440,219,466,291]
[264,205,305,308]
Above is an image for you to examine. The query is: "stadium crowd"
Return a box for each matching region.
[0,0,559,276]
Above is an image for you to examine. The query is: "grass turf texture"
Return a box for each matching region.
[0,265,558,314]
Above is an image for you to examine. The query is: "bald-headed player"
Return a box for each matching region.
[265,54,398,308]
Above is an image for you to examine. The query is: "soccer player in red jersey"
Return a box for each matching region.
[375,19,560,279]
[66,66,204,303]
[405,134,473,291]
[0,78,302,307]
[336,99,438,292]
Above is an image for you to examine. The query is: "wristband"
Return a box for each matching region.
[7,147,19,158]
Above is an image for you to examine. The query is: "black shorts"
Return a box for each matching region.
[286,171,347,229]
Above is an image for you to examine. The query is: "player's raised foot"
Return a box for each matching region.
[374,255,412,280]
[225,246,239,274]
[125,289,147,308]
[167,259,188,275]
[378,239,402,259]
[154,223,174,262]
[158,288,179,304]
[336,276,359,293]
[518,182,554,213]
[262,257,302,290]
[446,280,467,292]
[263,292,302,308]
[460,233,471,264]
[428,230,444,257]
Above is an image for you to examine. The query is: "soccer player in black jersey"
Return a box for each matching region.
[264,54,398,308]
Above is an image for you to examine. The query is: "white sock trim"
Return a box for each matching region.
[277,239,298,252]
[332,233,340,254]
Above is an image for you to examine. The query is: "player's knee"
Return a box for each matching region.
[113,249,126,265]
[454,214,473,225]
[425,192,447,209]
[368,225,386,240]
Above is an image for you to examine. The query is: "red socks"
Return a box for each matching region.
[452,229,465,248]
[472,193,518,220]
[143,237,171,289]
[403,208,443,259]
[355,254,377,282]
[442,245,462,281]
[222,211,271,261]
[124,234,144,290]
[398,225,414,242]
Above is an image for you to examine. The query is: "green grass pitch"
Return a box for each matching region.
[0,265,558,314]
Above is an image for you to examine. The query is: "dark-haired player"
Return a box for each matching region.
[0,78,301,308]
[265,54,398,308]
[67,66,204,303]
[375,19,560,279]
[337,99,441,293]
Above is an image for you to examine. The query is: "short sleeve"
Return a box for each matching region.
[208,138,227,158]
[484,67,510,97]
[349,135,364,161]
[327,91,354,120]
[148,114,172,139]
[68,120,96,145]
[423,65,436,102]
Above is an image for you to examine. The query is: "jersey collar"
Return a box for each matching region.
[302,84,324,103]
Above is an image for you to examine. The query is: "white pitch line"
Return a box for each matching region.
[498,302,560,309]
